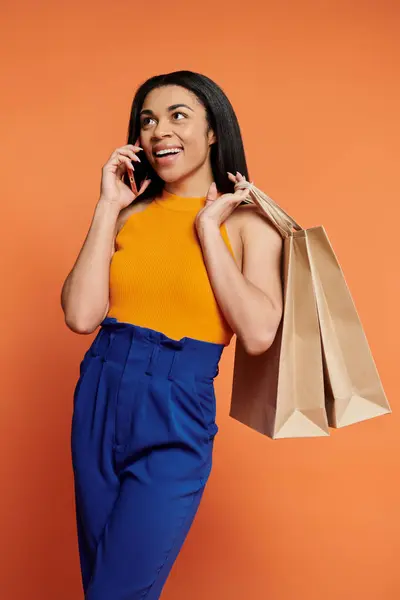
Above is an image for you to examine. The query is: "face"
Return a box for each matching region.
[138,85,216,184]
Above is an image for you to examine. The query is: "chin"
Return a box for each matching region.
[155,168,187,184]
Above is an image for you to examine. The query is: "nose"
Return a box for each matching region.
[152,117,173,139]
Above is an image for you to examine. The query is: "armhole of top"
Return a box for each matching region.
[114,197,155,241]
[222,220,242,271]
[111,216,121,257]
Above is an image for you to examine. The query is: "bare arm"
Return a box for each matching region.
[60,143,150,334]
[196,205,283,355]
[61,199,120,334]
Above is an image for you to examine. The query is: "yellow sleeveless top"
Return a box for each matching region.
[107,189,235,345]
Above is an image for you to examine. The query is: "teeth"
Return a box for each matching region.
[155,148,182,156]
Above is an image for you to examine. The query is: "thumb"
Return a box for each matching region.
[205,182,218,206]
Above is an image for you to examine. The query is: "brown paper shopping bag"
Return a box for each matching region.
[305,227,391,427]
[229,194,330,439]
[229,181,391,438]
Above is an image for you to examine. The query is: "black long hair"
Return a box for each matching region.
[124,70,250,201]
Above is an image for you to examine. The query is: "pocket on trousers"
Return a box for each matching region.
[73,350,92,409]
[193,377,219,441]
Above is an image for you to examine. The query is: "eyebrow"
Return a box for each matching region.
[139,103,195,117]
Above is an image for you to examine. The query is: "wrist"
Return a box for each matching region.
[196,216,220,240]
[97,196,121,214]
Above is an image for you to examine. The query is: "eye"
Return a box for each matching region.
[140,111,187,128]
[172,111,186,120]
[140,116,155,128]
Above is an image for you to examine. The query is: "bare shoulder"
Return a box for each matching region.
[115,198,154,236]
[234,203,284,317]
[235,203,283,250]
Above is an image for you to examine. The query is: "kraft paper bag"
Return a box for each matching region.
[229,195,330,439]
[305,226,391,427]
[229,180,391,439]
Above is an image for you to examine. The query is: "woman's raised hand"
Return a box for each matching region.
[100,144,151,210]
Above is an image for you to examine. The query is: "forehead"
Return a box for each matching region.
[142,85,202,112]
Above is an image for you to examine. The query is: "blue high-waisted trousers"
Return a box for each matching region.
[71,317,224,599]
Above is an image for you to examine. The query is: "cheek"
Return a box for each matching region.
[139,129,151,146]
[181,127,209,154]
[184,137,209,163]
[140,137,153,163]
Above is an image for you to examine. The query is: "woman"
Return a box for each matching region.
[61,70,283,599]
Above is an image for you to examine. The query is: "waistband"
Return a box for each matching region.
[90,317,224,381]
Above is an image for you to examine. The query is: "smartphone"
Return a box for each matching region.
[127,169,138,195]
[125,139,146,195]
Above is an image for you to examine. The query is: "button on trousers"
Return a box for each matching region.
[70,317,224,599]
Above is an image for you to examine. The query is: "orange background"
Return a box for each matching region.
[1,1,399,598]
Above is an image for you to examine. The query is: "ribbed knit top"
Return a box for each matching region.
[107,188,235,345]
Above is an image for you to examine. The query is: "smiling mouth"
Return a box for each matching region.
[153,148,183,158]
[153,148,183,166]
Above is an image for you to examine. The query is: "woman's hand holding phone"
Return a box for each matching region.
[99,143,151,210]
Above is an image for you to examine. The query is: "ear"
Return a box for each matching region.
[207,128,217,146]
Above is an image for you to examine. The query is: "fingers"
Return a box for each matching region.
[227,170,247,187]
[107,145,144,183]
[227,171,251,202]
[120,143,143,153]
[112,144,152,198]
[113,147,141,164]
[113,154,135,175]
[106,145,143,172]
[227,170,246,184]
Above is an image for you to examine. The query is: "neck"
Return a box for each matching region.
[163,164,215,198]
[163,184,208,197]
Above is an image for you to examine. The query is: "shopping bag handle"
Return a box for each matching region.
[235,180,303,238]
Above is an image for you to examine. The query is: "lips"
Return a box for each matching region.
[153,150,183,166]
[152,145,183,157]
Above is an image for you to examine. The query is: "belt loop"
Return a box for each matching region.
[167,351,180,381]
[145,344,160,376]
